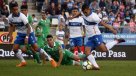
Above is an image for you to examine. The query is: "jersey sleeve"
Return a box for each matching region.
[8,14,12,25]
[28,15,33,24]
[65,20,69,25]
[56,31,59,35]
[93,13,101,24]
[21,13,29,25]
[38,20,41,26]
[56,42,62,48]
[80,17,85,25]
[43,45,48,51]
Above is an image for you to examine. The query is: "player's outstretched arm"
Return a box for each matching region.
[8,24,15,43]
[100,21,117,35]
[57,46,63,67]
[26,23,31,37]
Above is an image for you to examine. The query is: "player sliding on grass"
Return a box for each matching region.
[70,4,125,70]
[8,3,57,67]
[43,35,85,67]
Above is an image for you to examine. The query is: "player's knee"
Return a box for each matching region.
[13,49,19,53]
[31,44,39,51]
[84,50,91,56]
[84,47,91,56]
[101,48,108,52]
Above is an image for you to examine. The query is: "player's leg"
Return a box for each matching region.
[31,43,57,67]
[29,32,57,67]
[13,44,26,67]
[30,46,41,64]
[105,38,125,50]
[69,38,75,53]
[20,45,33,56]
[20,45,41,64]
[13,34,26,67]
[64,49,85,66]
[72,60,81,66]
[76,37,84,55]
[85,37,100,70]
[85,46,100,70]
[96,35,125,52]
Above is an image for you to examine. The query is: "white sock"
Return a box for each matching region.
[16,50,25,62]
[87,54,99,68]
[18,49,22,53]
[39,48,52,61]
[73,60,80,65]
[105,40,118,50]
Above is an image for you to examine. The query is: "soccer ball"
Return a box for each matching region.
[82,61,93,70]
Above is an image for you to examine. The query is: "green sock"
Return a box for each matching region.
[26,50,33,55]
[33,52,41,64]
[80,61,83,65]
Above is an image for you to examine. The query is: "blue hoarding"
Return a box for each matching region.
[102,33,136,45]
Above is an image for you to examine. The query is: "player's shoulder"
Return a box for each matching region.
[78,16,84,20]
[91,12,99,17]
[43,44,49,49]
[19,13,26,17]
[55,41,61,46]
[8,14,12,19]
[56,30,60,33]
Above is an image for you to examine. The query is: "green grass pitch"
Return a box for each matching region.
[0,60,136,76]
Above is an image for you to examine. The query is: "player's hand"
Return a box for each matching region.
[25,36,28,44]
[57,63,60,67]
[112,30,117,35]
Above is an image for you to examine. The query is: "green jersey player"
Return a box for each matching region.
[38,12,50,40]
[44,35,85,66]
[35,26,44,48]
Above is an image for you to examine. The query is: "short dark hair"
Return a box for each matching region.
[72,7,79,11]
[46,34,53,38]
[32,14,35,17]
[20,5,28,10]
[11,2,18,9]
[82,4,90,11]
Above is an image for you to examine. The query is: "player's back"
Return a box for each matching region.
[44,42,60,60]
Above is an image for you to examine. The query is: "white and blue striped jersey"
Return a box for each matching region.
[8,12,33,34]
[56,30,65,44]
[66,16,84,38]
[81,12,101,37]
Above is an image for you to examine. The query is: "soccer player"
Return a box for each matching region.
[71,4,125,70]
[20,5,41,64]
[8,3,57,67]
[38,12,51,42]
[66,8,85,55]
[35,26,44,48]
[56,22,65,49]
[20,5,33,24]
[44,35,85,66]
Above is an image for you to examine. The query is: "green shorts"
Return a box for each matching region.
[61,49,74,65]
